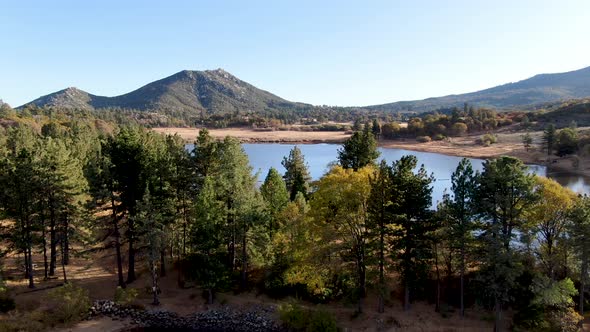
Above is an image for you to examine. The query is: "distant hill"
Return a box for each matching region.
[365,66,590,112]
[24,69,311,114]
[23,65,590,114]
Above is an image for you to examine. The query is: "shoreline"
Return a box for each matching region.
[152,127,590,178]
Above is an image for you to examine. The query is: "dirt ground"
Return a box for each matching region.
[152,127,352,143]
[2,247,497,332]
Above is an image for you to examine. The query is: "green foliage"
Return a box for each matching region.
[337,130,380,170]
[478,133,497,146]
[556,127,578,156]
[543,124,557,156]
[46,283,91,324]
[279,303,339,332]
[531,277,577,309]
[522,132,533,151]
[261,167,290,235]
[282,146,311,200]
[114,286,139,306]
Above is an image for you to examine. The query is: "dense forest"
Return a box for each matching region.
[0,104,588,331]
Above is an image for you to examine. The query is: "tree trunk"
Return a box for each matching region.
[580,256,587,316]
[49,208,57,276]
[434,242,441,313]
[160,249,166,277]
[494,296,502,332]
[151,261,160,305]
[207,289,213,305]
[357,252,366,314]
[240,229,247,290]
[460,245,465,318]
[61,236,68,283]
[24,249,29,279]
[63,216,69,265]
[42,217,48,280]
[27,242,34,288]
[127,219,136,283]
[113,214,126,288]
[404,282,410,311]
[378,219,385,313]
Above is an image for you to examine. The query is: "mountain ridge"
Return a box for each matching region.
[22,65,590,113]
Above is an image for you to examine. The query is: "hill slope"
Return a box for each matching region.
[23,66,590,114]
[366,66,590,112]
[25,69,310,114]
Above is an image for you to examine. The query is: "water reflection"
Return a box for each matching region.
[187,143,590,204]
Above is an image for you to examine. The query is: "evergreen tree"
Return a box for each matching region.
[136,189,165,305]
[338,130,380,171]
[282,146,311,200]
[389,155,435,311]
[261,167,289,237]
[368,160,393,313]
[443,158,477,317]
[475,157,537,331]
[371,119,381,140]
[542,124,556,157]
[522,132,532,152]
[568,196,590,316]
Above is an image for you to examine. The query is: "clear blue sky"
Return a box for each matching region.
[1,0,589,107]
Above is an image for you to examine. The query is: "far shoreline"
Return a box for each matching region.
[152,127,590,178]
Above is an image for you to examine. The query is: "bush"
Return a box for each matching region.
[433,134,445,141]
[308,309,338,332]
[416,136,432,143]
[478,133,497,146]
[114,286,139,306]
[46,283,91,325]
[279,303,308,331]
[279,303,339,332]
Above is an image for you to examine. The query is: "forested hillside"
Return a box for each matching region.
[0,106,588,331]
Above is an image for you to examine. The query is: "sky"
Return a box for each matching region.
[1,0,590,107]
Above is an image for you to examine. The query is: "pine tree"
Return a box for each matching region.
[568,196,590,316]
[389,155,435,311]
[542,124,556,157]
[136,189,164,305]
[443,158,476,317]
[338,130,380,171]
[282,146,311,200]
[475,156,537,331]
[368,160,393,313]
[261,167,289,237]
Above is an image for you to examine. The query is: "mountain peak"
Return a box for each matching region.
[23,68,303,112]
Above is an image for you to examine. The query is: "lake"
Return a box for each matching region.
[190,143,590,206]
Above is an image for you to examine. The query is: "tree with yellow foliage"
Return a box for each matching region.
[526,176,577,279]
[310,165,375,313]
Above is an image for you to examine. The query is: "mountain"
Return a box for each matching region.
[365,66,590,112]
[23,65,590,114]
[24,69,310,113]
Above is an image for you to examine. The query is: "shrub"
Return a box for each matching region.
[308,309,338,332]
[114,286,139,306]
[46,283,91,325]
[279,303,308,331]
[479,133,497,146]
[416,136,432,143]
[433,134,445,141]
[279,303,339,332]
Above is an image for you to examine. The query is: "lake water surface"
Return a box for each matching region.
[190,143,590,206]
